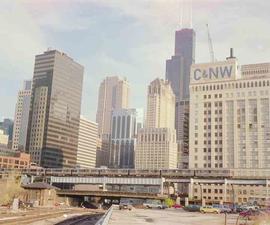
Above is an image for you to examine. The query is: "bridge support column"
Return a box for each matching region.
[188,178,194,199]
[103,177,106,191]
[184,197,189,207]
[223,179,227,203]
[160,177,165,195]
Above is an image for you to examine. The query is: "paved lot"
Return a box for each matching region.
[109,208,240,225]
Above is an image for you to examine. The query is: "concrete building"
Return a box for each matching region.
[0,145,30,169]
[109,108,143,168]
[26,49,84,168]
[0,119,14,147]
[166,28,196,169]
[96,76,130,136]
[190,181,270,205]
[135,78,177,169]
[0,130,8,146]
[189,50,270,169]
[96,136,110,168]
[76,117,98,168]
[12,80,32,151]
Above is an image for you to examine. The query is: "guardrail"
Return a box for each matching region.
[95,205,115,225]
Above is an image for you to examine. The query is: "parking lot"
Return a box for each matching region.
[108,208,240,225]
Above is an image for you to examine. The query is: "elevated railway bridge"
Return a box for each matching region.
[1,168,270,200]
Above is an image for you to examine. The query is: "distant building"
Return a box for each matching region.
[0,118,14,145]
[12,80,32,151]
[96,136,110,168]
[0,130,8,146]
[96,76,130,136]
[76,117,98,168]
[109,108,143,168]
[0,145,30,169]
[189,50,270,169]
[26,50,84,168]
[135,78,177,169]
[166,28,195,169]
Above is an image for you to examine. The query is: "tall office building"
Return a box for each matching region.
[26,49,84,168]
[145,79,175,129]
[96,76,130,136]
[109,108,143,168]
[77,117,98,168]
[135,78,177,169]
[189,50,270,169]
[96,137,109,167]
[166,28,195,169]
[12,80,32,151]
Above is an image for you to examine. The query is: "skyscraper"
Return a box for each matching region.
[189,53,270,169]
[135,78,177,169]
[26,49,84,168]
[77,117,98,168]
[12,80,32,151]
[109,108,143,168]
[96,76,130,166]
[165,28,195,168]
[96,76,130,136]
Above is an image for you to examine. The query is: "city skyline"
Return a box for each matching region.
[0,0,270,121]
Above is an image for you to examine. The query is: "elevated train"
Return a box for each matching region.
[13,168,234,179]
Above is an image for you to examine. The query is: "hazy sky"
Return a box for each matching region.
[0,0,269,121]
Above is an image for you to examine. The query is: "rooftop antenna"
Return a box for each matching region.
[190,0,193,28]
[179,0,183,28]
[206,24,216,62]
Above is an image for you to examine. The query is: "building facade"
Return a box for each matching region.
[109,108,143,168]
[0,130,8,146]
[0,119,14,147]
[166,28,196,169]
[96,76,130,136]
[189,53,270,169]
[96,136,110,168]
[26,50,84,168]
[135,78,177,169]
[12,80,32,151]
[76,117,98,168]
[0,145,30,169]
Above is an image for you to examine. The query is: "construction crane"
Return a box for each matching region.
[206,24,215,62]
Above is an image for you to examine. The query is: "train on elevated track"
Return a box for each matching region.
[12,168,235,178]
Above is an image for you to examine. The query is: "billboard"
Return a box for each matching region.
[190,59,238,84]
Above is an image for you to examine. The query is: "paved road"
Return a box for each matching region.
[109,208,240,225]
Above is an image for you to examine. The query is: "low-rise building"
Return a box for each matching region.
[21,182,59,206]
[0,146,30,169]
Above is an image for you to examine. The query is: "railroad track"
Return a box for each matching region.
[55,213,104,225]
[0,209,102,225]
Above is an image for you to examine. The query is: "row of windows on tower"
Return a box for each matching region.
[193,80,270,92]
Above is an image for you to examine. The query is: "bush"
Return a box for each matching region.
[165,198,175,208]
[0,172,24,206]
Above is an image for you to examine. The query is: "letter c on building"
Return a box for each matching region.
[194,69,201,81]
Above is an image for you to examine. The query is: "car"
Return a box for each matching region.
[241,205,259,211]
[183,205,201,212]
[200,206,220,214]
[212,204,232,213]
[172,204,182,209]
[143,200,167,209]
[239,209,262,220]
[119,199,133,210]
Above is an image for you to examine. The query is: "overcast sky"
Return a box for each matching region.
[0,0,269,121]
